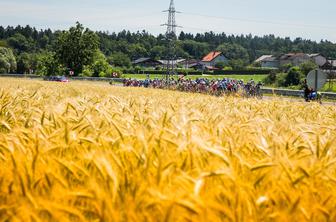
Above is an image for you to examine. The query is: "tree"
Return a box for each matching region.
[228,59,246,70]
[181,40,210,59]
[150,46,165,60]
[38,35,50,49]
[0,40,8,48]
[299,61,318,75]
[82,50,115,77]
[175,42,190,58]
[127,43,148,60]
[108,52,131,67]
[7,33,34,53]
[216,43,250,65]
[36,51,64,76]
[264,70,278,85]
[215,61,226,70]
[0,47,16,73]
[54,22,99,75]
[0,26,4,39]
[16,53,31,74]
[280,63,293,72]
[285,67,304,86]
[91,51,111,77]
[16,52,41,74]
[2,24,336,74]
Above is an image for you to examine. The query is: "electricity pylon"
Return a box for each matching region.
[161,0,181,82]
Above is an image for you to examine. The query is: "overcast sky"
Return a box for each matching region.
[1,0,336,42]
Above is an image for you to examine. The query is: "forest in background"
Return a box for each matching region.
[1,23,336,77]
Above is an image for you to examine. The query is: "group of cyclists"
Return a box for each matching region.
[121,76,263,98]
[117,75,327,103]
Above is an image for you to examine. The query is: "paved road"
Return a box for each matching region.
[112,82,336,105]
[263,95,336,106]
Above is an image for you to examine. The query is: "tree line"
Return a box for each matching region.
[1,23,336,76]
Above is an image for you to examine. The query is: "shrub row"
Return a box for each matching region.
[213,70,272,75]
[122,69,272,76]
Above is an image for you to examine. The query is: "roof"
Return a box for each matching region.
[158,59,186,65]
[188,63,201,68]
[308,53,321,57]
[179,59,200,64]
[202,51,222,62]
[132,57,152,64]
[255,55,277,63]
[280,53,308,60]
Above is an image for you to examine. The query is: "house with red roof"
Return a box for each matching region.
[200,51,228,69]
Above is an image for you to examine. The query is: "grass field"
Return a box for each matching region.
[123,74,267,82]
[322,82,336,92]
[1,78,336,221]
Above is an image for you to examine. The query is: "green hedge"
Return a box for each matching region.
[122,69,272,76]
[213,70,272,75]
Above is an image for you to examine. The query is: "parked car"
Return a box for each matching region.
[44,76,69,82]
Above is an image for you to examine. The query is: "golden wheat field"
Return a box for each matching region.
[0,78,336,222]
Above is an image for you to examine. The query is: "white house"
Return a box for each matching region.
[255,55,279,68]
[200,51,228,69]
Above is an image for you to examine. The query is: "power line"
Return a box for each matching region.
[182,12,336,30]
[181,25,241,36]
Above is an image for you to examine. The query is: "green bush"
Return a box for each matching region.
[35,51,65,76]
[81,66,94,77]
[275,73,287,87]
[280,63,293,72]
[0,47,16,73]
[246,66,276,71]
[264,67,306,88]
[228,59,246,70]
[299,61,318,76]
[215,61,225,70]
[263,70,278,85]
[0,40,8,48]
[108,66,123,78]
[284,67,304,86]
[134,66,142,73]
[78,50,124,77]
[108,52,131,68]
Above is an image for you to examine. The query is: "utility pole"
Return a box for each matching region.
[161,0,181,82]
